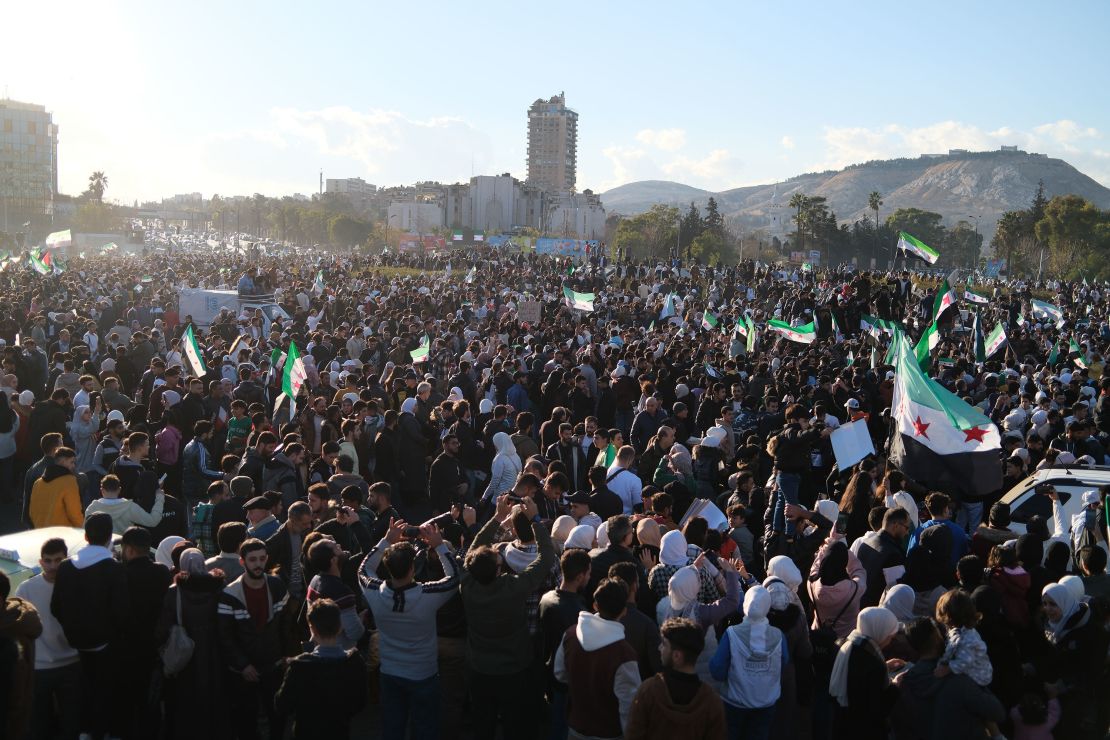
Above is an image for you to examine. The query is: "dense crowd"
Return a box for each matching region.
[0,241,1107,740]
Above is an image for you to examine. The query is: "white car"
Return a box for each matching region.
[998,465,1110,536]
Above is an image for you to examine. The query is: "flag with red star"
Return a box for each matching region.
[888,333,1002,498]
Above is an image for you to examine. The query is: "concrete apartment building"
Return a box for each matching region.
[526,93,578,193]
[0,99,59,237]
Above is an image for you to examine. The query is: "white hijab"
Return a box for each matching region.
[659,530,689,567]
[565,524,596,551]
[744,585,772,652]
[766,555,804,609]
[1043,582,1081,643]
[880,584,916,624]
[828,606,898,707]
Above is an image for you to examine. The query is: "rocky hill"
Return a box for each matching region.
[601,150,1110,243]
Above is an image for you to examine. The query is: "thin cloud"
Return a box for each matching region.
[635,128,687,152]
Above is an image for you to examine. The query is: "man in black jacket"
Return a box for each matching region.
[538,549,591,739]
[586,515,637,602]
[275,599,367,740]
[219,538,292,740]
[50,512,131,739]
[119,527,172,739]
[608,561,662,679]
[769,403,831,547]
[237,431,278,496]
[428,434,467,514]
[857,507,911,607]
[546,422,588,491]
[265,500,314,602]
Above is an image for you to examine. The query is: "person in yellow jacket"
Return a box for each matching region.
[29,447,85,528]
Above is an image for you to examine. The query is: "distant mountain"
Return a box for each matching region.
[600,180,712,214]
[601,151,1110,243]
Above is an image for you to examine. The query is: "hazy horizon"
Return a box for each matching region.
[4,0,1108,203]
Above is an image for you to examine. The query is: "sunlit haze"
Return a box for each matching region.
[4,0,1109,202]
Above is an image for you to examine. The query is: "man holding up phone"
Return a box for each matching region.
[359,518,459,740]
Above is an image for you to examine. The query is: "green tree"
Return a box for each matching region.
[612,204,680,261]
[679,202,703,251]
[886,207,946,259]
[689,230,730,265]
[73,202,120,232]
[703,197,725,236]
[945,221,984,268]
[328,214,371,247]
[788,192,809,251]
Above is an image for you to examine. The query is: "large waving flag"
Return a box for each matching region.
[660,293,677,320]
[701,310,720,331]
[897,231,939,264]
[985,323,1007,359]
[29,250,50,275]
[889,333,1002,498]
[465,266,477,284]
[1031,300,1064,326]
[182,325,208,378]
[277,341,307,423]
[563,286,594,312]
[767,318,817,344]
[1070,337,1088,369]
[410,334,431,363]
[963,290,989,305]
[313,270,325,295]
[44,229,73,250]
[932,278,958,324]
[733,316,748,338]
[914,322,940,371]
[1047,339,1060,366]
[745,315,757,354]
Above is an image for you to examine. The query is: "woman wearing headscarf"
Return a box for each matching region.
[652,443,696,492]
[482,431,522,503]
[829,606,901,740]
[563,524,596,552]
[709,585,786,739]
[765,555,804,613]
[155,535,187,569]
[765,577,813,740]
[809,538,867,640]
[397,396,430,512]
[877,584,919,662]
[550,515,577,551]
[69,403,102,477]
[157,548,229,740]
[658,556,741,689]
[648,530,719,606]
[1036,581,1110,739]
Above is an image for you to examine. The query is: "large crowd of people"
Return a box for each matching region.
[0,239,1107,739]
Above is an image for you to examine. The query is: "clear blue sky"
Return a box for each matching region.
[4,0,1108,202]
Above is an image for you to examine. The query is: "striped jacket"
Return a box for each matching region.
[217,574,290,674]
[359,538,460,681]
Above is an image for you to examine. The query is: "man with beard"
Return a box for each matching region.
[218,538,291,740]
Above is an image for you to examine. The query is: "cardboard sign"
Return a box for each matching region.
[517,301,542,325]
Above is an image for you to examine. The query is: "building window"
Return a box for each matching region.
[2,119,10,133]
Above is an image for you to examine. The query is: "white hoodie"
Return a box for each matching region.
[553,611,642,735]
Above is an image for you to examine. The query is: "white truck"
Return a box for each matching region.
[177,288,290,333]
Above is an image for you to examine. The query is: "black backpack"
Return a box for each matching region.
[808,577,857,678]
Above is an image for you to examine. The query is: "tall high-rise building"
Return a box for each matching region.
[0,99,58,236]
[526,93,577,193]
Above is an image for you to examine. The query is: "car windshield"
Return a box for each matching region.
[1010,485,1076,523]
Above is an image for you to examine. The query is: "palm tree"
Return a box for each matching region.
[868,190,883,266]
[88,171,108,203]
[788,192,809,252]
